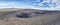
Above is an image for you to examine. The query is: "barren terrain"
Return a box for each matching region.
[0,8,60,25]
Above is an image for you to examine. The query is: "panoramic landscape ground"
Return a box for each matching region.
[0,8,60,25]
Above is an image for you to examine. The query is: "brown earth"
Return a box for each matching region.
[0,9,60,25]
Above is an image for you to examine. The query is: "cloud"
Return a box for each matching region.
[0,2,18,8]
[0,0,60,11]
[0,4,7,6]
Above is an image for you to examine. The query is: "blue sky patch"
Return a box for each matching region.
[0,0,60,10]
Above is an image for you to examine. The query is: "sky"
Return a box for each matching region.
[0,0,60,10]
